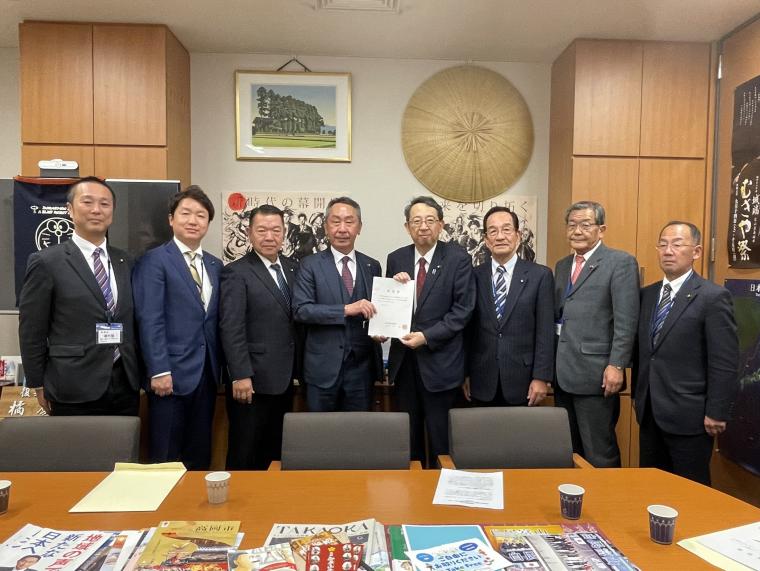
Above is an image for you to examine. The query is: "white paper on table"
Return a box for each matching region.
[368,277,415,338]
[70,462,186,512]
[678,521,760,570]
[405,538,511,571]
[432,468,504,510]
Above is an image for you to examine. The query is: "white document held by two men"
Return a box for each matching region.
[368,277,415,339]
[433,468,505,510]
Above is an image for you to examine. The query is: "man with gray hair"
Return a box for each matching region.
[293,197,383,411]
[554,200,639,467]
[387,196,475,467]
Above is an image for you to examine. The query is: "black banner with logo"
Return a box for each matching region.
[13,178,73,303]
[729,75,760,268]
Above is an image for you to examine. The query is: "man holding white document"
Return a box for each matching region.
[385,196,475,467]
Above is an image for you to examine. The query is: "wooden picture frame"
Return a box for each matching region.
[235,70,351,162]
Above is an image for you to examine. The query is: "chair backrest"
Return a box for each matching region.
[281,412,410,470]
[448,407,574,469]
[0,416,140,471]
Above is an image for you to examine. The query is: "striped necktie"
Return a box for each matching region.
[185,251,205,304]
[270,263,291,311]
[652,284,672,345]
[494,265,507,321]
[93,248,120,361]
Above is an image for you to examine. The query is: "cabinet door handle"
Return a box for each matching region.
[639,266,645,284]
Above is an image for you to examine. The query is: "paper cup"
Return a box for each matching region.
[648,504,678,544]
[558,483,585,519]
[205,471,230,504]
[0,480,11,515]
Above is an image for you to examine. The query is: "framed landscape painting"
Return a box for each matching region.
[235,70,351,162]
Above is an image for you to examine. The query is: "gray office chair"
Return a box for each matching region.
[0,416,140,471]
[273,411,418,470]
[440,407,593,469]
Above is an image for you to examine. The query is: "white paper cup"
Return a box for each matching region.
[648,504,678,544]
[205,471,230,504]
[558,483,585,519]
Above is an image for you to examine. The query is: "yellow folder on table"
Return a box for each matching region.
[70,462,187,512]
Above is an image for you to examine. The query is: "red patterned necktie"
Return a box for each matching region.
[341,256,354,296]
[417,258,427,299]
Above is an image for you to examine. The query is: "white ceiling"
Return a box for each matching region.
[0,0,758,62]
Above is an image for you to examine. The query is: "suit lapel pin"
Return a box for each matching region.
[119,258,124,263]
[520,279,524,283]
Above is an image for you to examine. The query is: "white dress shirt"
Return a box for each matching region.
[659,269,693,303]
[331,246,356,287]
[174,237,212,312]
[70,231,118,305]
[255,250,287,288]
[414,242,437,281]
[491,253,518,296]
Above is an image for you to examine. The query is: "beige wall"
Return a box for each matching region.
[0,48,19,179]
[191,53,551,266]
[0,49,551,352]
[0,47,20,354]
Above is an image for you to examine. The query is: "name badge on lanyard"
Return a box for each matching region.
[96,323,123,344]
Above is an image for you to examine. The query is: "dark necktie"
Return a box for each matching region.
[341,256,354,296]
[652,284,673,345]
[494,266,507,320]
[417,258,427,299]
[270,263,291,311]
[93,248,120,361]
[570,254,585,285]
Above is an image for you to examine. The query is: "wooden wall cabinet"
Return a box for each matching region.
[19,21,190,186]
[20,22,94,144]
[548,39,713,467]
[573,40,643,157]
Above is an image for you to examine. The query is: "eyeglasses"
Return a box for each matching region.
[566,222,599,232]
[486,226,517,238]
[409,217,440,228]
[655,242,696,252]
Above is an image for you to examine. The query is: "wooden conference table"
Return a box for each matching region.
[2,468,759,569]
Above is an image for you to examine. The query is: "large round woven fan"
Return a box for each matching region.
[402,65,534,202]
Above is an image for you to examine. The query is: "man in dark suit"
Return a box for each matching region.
[634,221,738,485]
[387,196,475,466]
[554,201,639,467]
[219,204,301,470]
[19,177,141,416]
[465,206,554,406]
[132,186,222,470]
[293,197,383,412]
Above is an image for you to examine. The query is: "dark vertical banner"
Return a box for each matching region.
[13,178,74,303]
[728,75,760,267]
[722,279,760,476]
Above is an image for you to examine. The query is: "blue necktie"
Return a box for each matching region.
[494,266,507,321]
[270,263,291,311]
[93,248,120,361]
[652,284,672,345]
